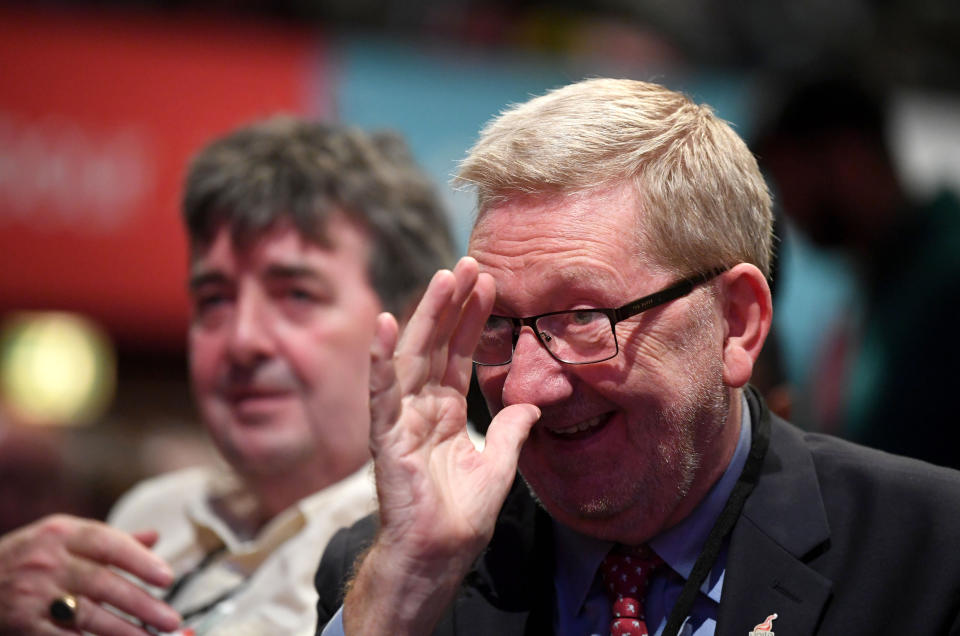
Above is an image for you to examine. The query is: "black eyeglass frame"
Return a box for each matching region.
[473,266,729,366]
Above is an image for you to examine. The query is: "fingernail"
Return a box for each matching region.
[160,606,182,629]
[155,561,174,583]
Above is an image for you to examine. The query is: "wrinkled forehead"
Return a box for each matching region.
[468,184,656,267]
[467,186,674,311]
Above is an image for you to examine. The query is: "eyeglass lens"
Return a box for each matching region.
[536,311,616,363]
[474,310,617,365]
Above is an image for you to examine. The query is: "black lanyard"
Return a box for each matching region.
[163,545,248,625]
[661,391,771,636]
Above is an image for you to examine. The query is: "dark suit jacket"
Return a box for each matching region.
[315,387,960,635]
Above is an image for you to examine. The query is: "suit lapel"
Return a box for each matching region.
[718,518,832,636]
[717,392,833,636]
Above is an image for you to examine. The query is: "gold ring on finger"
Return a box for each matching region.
[49,594,78,626]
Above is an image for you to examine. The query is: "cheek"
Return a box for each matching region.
[187,331,221,391]
[615,320,675,366]
[590,323,666,382]
[588,329,706,410]
[628,330,721,402]
[289,323,374,387]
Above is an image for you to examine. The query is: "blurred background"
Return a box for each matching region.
[1,0,958,531]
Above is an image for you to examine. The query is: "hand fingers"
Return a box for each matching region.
[369,312,402,442]
[395,269,456,384]
[396,258,479,389]
[69,593,162,636]
[482,404,540,483]
[66,560,180,633]
[131,530,159,548]
[0,516,176,636]
[442,272,496,394]
[427,258,480,377]
[31,593,160,636]
[65,522,173,588]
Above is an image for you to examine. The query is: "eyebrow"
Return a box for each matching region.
[188,270,227,292]
[262,263,325,281]
[536,267,621,302]
[187,263,329,292]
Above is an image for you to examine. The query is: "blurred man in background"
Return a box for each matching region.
[756,76,960,468]
[0,117,455,635]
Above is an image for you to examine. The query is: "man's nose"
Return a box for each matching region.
[226,294,275,365]
[501,327,573,408]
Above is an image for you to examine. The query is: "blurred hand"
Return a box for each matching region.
[343,257,540,635]
[0,514,181,635]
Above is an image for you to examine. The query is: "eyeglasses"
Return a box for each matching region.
[472,267,727,366]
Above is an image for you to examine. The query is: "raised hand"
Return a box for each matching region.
[343,257,540,635]
[0,515,181,636]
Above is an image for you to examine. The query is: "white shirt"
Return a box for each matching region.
[109,464,376,636]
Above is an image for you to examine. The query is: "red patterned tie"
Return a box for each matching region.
[600,544,663,636]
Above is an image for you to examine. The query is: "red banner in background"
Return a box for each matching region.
[0,6,329,349]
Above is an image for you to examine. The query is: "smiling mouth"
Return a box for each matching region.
[235,392,283,400]
[550,413,610,437]
[227,389,291,404]
[226,391,294,421]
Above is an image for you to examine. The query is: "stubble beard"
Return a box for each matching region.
[518,366,729,538]
[534,314,731,535]
[577,366,728,523]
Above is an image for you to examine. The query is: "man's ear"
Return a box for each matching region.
[719,263,773,388]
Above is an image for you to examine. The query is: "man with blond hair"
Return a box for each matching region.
[315,79,960,635]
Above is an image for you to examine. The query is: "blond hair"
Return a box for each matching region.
[456,78,773,277]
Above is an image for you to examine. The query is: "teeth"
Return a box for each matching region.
[554,415,604,435]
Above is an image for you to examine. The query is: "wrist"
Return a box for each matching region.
[343,540,472,635]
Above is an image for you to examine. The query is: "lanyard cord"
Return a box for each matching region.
[163,546,226,605]
[661,393,771,636]
[163,545,248,624]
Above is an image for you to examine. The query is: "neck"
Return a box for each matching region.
[241,461,359,528]
[660,386,743,532]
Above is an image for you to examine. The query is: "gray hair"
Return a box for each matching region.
[183,116,455,315]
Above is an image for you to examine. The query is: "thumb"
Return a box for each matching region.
[482,404,540,481]
[132,529,160,548]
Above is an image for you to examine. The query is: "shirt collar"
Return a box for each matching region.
[185,463,374,557]
[184,472,303,559]
[553,521,612,619]
[552,392,753,610]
